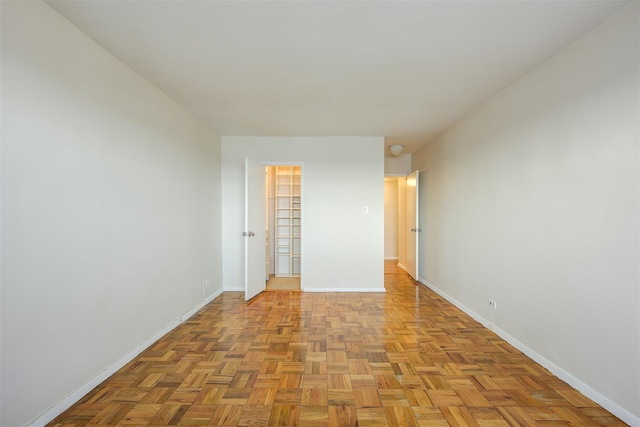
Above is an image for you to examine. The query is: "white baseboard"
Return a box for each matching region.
[418,279,640,427]
[28,288,224,427]
[396,263,408,272]
[224,286,387,293]
[384,257,399,260]
[303,287,386,293]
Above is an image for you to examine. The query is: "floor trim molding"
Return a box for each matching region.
[303,287,386,293]
[418,279,639,427]
[225,286,388,293]
[28,288,224,427]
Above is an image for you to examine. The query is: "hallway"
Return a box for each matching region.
[49,262,625,426]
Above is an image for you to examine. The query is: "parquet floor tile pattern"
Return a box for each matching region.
[49,262,626,426]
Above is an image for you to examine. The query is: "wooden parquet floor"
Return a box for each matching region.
[49,261,626,426]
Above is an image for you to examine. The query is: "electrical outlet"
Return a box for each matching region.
[488,299,497,309]
[202,280,211,300]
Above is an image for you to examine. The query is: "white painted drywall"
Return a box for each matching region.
[384,178,398,259]
[1,2,222,425]
[412,3,639,423]
[384,153,411,176]
[221,137,384,292]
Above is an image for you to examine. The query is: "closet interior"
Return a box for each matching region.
[266,165,301,290]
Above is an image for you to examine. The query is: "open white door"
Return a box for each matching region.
[244,157,266,301]
[406,170,419,280]
[418,171,427,282]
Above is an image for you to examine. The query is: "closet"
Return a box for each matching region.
[266,165,301,279]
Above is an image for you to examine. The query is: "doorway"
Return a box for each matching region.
[265,165,302,291]
[418,170,427,282]
[383,171,423,282]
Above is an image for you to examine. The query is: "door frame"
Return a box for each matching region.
[265,162,304,291]
[417,169,427,283]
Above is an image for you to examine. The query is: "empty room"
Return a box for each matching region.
[1,1,638,426]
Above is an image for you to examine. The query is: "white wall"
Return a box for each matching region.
[222,137,384,292]
[412,3,639,424]
[1,2,223,426]
[384,153,411,176]
[383,178,398,259]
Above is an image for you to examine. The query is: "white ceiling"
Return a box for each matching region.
[47,0,630,155]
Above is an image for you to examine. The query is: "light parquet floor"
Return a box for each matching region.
[49,261,626,426]
[266,276,301,291]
